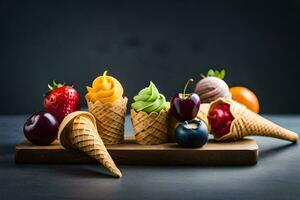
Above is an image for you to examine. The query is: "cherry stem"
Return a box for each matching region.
[183,78,193,98]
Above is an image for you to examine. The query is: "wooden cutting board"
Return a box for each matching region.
[15,136,258,165]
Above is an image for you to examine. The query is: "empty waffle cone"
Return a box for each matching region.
[58,111,122,178]
[87,97,128,144]
[209,98,298,142]
[131,109,169,145]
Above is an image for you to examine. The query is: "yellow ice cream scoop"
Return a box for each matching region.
[85,70,123,104]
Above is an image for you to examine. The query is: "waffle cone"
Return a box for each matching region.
[196,103,210,128]
[58,111,122,178]
[131,109,169,145]
[87,97,128,144]
[209,98,298,142]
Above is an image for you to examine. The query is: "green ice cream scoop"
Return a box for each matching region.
[131,81,169,113]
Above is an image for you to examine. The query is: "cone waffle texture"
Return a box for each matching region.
[58,111,122,178]
[209,98,298,142]
[87,97,128,144]
[196,103,210,129]
[131,109,169,145]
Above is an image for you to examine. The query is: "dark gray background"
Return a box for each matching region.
[1,0,299,114]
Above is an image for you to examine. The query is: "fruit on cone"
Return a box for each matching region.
[58,111,122,178]
[195,69,231,103]
[208,104,234,137]
[44,81,80,124]
[230,86,259,113]
[207,98,298,142]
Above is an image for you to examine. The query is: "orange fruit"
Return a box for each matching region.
[230,86,260,113]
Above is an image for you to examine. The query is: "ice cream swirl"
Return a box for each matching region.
[131,81,169,113]
[85,71,123,104]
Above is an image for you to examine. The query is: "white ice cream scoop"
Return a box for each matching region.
[195,76,231,103]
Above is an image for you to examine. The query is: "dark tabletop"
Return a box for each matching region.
[0,115,299,200]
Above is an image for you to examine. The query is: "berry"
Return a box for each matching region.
[44,81,80,124]
[23,111,59,145]
[208,104,234,136]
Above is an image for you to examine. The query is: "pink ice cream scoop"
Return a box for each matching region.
[194,77,231,103]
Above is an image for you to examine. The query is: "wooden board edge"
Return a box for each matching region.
[14,136,259,166]
[15,145,259,166]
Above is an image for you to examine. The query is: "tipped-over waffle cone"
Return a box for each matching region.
[87,97,128,144]
[196,103,210,128]
[58,111,122,178]
[209,98,298,142]
[131,109,169,145]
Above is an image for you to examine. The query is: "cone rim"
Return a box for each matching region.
[195,103,210,129]
[207,98,240,140]
[130,108,168,116]
[87,96,128,107]
[58,111,96,148]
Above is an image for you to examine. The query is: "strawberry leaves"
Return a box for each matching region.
[201,69,226,79]
[44,80,65,97]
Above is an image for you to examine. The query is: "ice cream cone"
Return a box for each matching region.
[58,111,122,178]
[87,97,128,144]
[131,109,169,145]
[196,103,210,129]
[209,98,298,142]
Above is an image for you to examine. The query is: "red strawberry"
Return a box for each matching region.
[44,81,80,124]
